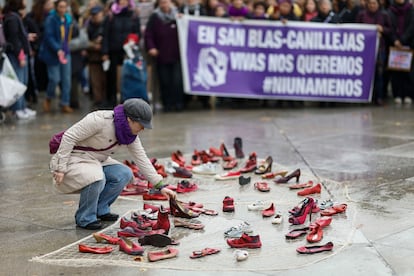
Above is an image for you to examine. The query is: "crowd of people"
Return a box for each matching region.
[1,0,414,119]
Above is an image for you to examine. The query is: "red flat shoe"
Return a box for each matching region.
[148,247,179,262]
[174,218,205,230]
[320,204,347,216]
[190,248,221,259]
[142,193,168,201]
[289,180,314,189]
[262,203,275,217]
[297,183,322,196]
[296,241,334,254]
[93,232,120,245]
[254,181,270,192]
[306,223,323,243]
[285,227,309,239]
[119,237,144,255]
[312,217,332,228]
[78,244,114,254]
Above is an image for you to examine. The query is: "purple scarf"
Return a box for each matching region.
[113,105,137,145]
[111,0,135,15]
[390,1,413,37]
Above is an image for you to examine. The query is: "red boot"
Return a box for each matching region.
[152,206,171,234]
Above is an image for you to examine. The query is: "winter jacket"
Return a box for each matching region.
[144,12,180,64]
[50,110,162,193]
[3,12,30,58]
[102,9,141,54]
[38,10,73,65]
[388,1,414,48]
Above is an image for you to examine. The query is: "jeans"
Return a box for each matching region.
[7,54,28,111]
[46,55,71,106]
[75,164,132,227]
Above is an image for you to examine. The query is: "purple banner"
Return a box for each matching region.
[177,16,378,102]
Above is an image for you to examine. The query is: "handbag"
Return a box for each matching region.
[49,130,118,154]
[0,54,26,107]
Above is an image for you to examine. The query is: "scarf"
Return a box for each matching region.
[113,105,137,145]
[389,1,412,37]
[111,0,135,15]
[155,6,177,23]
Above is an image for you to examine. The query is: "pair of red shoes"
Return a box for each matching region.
[82,233,143,255]
[285,217,332,242]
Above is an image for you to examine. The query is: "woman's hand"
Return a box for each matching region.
[160,187,176,199]
[53,171,65,184]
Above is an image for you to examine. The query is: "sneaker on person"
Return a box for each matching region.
[224,221,252,238]
[394,97,402,105]
[15,110,30,119]
[24,108,37,117]
[404,97,412,105]
[192,162,218,175]
[247,200,267,211]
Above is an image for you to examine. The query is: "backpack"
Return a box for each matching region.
[49,131,118,154]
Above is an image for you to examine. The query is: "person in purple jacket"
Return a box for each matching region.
[228,0,249,19]
[144,0,184,112]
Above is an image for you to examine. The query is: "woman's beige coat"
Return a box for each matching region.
[49,110,163,193]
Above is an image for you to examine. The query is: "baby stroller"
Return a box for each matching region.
[120,34,148,103]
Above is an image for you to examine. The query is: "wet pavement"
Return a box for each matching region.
[0,96,413,275]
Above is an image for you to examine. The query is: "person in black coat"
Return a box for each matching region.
[311,0,340,23]
[102,0,141,108]
[387,0,414,105]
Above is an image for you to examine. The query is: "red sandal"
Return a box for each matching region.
[189,248,221,259]
[254,182,270,192]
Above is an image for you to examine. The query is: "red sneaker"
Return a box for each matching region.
[227,233,262,248]
[215,171,241,181]
[222,196,235,212]
[176,180,198,193]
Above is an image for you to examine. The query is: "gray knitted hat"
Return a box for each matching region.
[123,98,153,129]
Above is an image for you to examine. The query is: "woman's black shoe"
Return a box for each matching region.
[78,221,103,230]
[98,213,119,221]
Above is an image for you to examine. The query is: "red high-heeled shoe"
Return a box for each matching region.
[288,197,315,225]
[274,168,301,184]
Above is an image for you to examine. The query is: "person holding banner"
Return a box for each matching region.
[356,0,392,105]
[388,0,414,105]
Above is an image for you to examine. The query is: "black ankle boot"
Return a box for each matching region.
[234,137,244,158]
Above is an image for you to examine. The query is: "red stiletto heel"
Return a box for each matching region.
[288,197,314,225]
